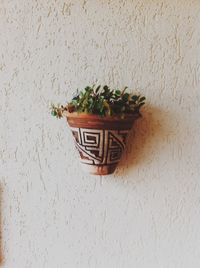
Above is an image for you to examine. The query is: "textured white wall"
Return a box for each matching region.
[1,0,200,267]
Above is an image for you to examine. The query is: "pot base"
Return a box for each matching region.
[81,163,117,175]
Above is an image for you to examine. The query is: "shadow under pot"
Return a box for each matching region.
[66,112,138,175]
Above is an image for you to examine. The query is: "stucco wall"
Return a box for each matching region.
[1,1,200,267]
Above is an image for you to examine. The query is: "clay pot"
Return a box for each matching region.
[66,112,138,175]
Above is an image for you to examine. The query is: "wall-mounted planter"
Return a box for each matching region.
[51,85,145,175]
[66,113,138,175]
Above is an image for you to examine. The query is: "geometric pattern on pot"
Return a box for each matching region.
[70,127,129,166]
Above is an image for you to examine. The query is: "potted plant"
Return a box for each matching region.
[51,85,145,175]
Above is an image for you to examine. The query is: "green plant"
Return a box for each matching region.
[51,85,145,118]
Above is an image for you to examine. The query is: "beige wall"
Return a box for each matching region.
[1,1,200,267]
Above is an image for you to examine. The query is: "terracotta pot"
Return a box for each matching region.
[66,112,138,175]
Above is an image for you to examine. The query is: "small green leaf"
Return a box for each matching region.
[139,96,146,102]
[85,86,90,92]
[115,90,121,96]
[131,95,139,101]
[95,85,101,93]
[122,93,129,102]
[51,110,57,116]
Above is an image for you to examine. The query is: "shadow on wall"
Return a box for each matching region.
[117,104,176,177]
[0,185,3,266]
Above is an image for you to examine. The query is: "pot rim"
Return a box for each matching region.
[65,111,140,121]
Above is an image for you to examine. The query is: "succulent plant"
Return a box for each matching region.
[51,85,145,118]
